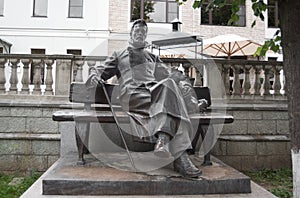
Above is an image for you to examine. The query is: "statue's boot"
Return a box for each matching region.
[174,151,202,178]
[154,133,171,158]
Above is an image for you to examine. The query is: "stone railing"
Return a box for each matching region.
[161,58,285,100]
[0,54,106,96]
[0,54,285,100]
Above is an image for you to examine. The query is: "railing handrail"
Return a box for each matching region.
[0,54,285,100]
[0,54,107,61]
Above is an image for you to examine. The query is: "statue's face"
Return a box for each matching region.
[131,24,147,46]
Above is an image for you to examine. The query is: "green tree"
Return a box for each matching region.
[177,0,300,197]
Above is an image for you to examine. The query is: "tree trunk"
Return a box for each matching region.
[278,0,300,197]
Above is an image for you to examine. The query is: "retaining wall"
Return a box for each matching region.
[0,98,290,175]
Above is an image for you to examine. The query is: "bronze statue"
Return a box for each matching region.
[87,19,207,178]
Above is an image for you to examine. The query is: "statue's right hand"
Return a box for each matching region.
[89,75,104,87]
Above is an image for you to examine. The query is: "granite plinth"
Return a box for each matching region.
[42,152,251,195]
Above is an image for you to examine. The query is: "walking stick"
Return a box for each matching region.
[100,82,138,172]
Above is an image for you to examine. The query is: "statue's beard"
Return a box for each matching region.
[129,38,147,49]
[128,46,146,67]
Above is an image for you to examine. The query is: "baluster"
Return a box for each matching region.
[252,66,262,97]
[223,64,231,96]
[9,59,19,94]
[74,60,84,82]
[231,64,241,98]
[242,65,251,98]
[21,59,31,94]
[272,65,281,97]
[263,65,272,98]
[87,61,96,76]
[0,58,7,93]
[44,59,54,95]
[32,59,42,94]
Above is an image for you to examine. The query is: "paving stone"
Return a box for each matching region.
[257,142,289,155]
[0,107,11,116]
[248,120,276,135]
[11,107,42,117]
[32,140,60,155]
[233,111,262,120]
[0,117,26,132]
[222,120,248,135]
[277,120,290,134]
[26,117,58,133]
[0,140,31,155]
[226,142,257,156]
[263,111,288,120]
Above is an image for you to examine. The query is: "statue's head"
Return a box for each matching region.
[130,19,148,48]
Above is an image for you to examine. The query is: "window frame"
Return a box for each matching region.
[130,0,179,23]
[68,0,83,18]
[67,49,82,55]
[267,0,279,28]
[32,0,48,17]
[200,0,246,27]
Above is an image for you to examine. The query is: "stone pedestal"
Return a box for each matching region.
[42,153,251,196]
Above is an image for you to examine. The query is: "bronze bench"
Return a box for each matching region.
[52,82,234,166]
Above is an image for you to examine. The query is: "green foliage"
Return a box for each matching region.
[0,172,41,198]
[244,168,293,198]
[254,30,281,57]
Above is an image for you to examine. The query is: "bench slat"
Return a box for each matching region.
[53,110,233,125]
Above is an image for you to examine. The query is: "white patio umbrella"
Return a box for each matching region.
[202,34,262,59]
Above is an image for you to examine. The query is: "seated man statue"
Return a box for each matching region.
[86,19,207,178]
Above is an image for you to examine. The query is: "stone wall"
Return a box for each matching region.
[0,97,291,175]
[211,101,291,171]
[0,98,65,175]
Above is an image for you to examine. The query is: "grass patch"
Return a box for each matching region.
[0,172,42,198]
[244,168,293,198]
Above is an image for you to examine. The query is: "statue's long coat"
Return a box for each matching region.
[87,47,199,156]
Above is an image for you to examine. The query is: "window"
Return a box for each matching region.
[0,0,4,16]
[131,0,178,23]
[0,47,3,54]
[201,0,246,26]
[268,0,279,28]
[31,48,46,54]
[33,0,48,17]
[69,0,83,18]
[67,49,82,55]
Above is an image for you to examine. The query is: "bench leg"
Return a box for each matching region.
[75,121,90,165]
[200,125,213,166]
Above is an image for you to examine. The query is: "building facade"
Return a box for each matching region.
[0,0,281,60]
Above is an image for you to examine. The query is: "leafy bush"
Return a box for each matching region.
[0,172,41,198]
